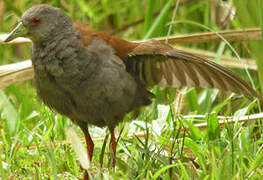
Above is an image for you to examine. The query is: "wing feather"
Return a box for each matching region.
[126,45,260,99]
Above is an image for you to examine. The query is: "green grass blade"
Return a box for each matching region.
[153,164,178,179]
[144,0,175,39]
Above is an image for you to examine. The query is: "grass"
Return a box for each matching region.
[1,0,263,179]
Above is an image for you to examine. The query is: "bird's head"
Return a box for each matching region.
[5,4,73,43]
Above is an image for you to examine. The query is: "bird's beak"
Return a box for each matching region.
[4,22,27,43]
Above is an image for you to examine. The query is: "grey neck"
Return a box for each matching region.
[31,27,84,79]
[32,28,82,61]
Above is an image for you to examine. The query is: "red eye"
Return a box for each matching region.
[32,17,41,25]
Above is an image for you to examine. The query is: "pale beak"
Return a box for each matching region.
[4,22,27,43]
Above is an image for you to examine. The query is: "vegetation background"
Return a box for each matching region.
[0,0,263,179]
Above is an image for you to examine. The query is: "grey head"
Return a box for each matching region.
[5,4,74,43]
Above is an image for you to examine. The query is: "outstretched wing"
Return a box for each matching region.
[125,40,260,98]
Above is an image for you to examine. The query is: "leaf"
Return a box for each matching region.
[100,133,109,168]
[184,137,207,173]
[183,119,202,140]
[144,0,175,39]
[185,88,200,113]
[0,91,20,136]
[153,164,178,179]
[66,127,89,171]
[206,113,220,140]
[247,150,263,176]
[178,160,189,180]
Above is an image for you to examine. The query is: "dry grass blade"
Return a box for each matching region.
[0,60,33,89]
[184,112,263,131]
[66,127,89,170]
[154,28,262,44]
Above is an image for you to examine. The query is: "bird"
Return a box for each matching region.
[4,4,260,179]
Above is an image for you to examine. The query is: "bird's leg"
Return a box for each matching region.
[83,130,94,180]
[85,131,94,162]
[110,130,116,168]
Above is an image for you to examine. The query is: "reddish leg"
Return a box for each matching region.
[83,130,94,180]
[83,171,89,180]
[85,131,94,162]
[110,130,116,168]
